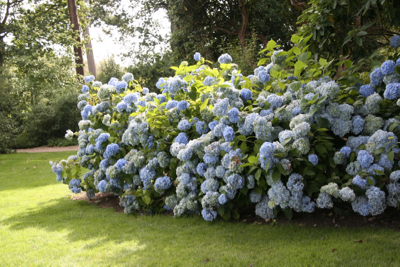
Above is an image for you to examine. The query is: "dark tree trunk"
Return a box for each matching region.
[67,0,84,76]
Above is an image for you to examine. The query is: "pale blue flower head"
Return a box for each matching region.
[390,35,400,48]
[194,52,201,61]
[218,53,233,64]
[84,75,95,83]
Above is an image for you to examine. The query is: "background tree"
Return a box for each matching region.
[297,0,400,64]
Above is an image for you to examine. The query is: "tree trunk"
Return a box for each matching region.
[67,0,84,76]
[238,0,249,49]
[83,26,96,77]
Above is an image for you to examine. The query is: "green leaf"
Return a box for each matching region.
[319,58,328,67]
[284,208,293,220]
[248,156,257,164]
[298,52,309,63]
[142,195,152,205]
[367,177,374,186]
[290,81,302,91]
[316,145,327,154]
[240,141,248,154]
[202,69,214,77]
[304,168,315,176]
[292,47,301,55]
[200,98,209,111]
[276,163,286,175]
[356,31,367,37]
[255,169,262,181]
[272,169,280,182]
[291,34,301,44]
[316,117,330,128]
[238,135,247,142]
[388,151,394,162]
[282,137,292,146]
[267,39,277,51]
[294,60,306,76]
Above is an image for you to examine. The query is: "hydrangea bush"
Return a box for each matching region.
[50,34,400,221]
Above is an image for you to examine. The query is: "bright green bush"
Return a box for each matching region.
[51,34,400,221]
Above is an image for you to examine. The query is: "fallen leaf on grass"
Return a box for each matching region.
[202,259,210,263]
[249,264,254,267]
[299,224,305,226]
[354,240,363,243]
[321,237,325,240]
[33,166,37,169]
[368,217,376,222]
[332,249,337,253]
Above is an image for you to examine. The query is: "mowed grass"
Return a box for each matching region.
[0,152,399,267]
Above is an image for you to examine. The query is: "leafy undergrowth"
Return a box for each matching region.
[1,152,399,266]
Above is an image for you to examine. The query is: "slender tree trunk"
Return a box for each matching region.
[83,26,96,77]
[0,38,4,68]
[67,0,84,76]
[238,0,249,49]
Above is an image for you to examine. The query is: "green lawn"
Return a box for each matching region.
[0,152,399,266]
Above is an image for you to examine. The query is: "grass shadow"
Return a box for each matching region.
[2,195,400,266]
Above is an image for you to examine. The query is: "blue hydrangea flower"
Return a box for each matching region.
[103,143,120,159]
[154,176,172,193]
[116,101,127,112]
[178,120,191,131]
[69,178,81,194]
[196,121,208,134]
[370,68,385,86]
[203,76,215,86]
[203,153,219,165]
[228,108,240,123]
[223,126,235,142]
[218,194,228,205]
[208,120,219,131]
[166,100,178,109]
[177,100,190,111]
[240,88,252,102]
[308,154,318,166]
[143,87,149,94]
[116,81,128,94]
[292,106,302,116]
[383,83,400,100]
[258,70,270,84]
[390,35,400,48]
[213,98,230,117]
[357,150,374,168]
[122,73,134,82]
[381,60,395,76]
[340,146,352,158]
[352,175,369,190]
[175,133,189,144]
[156,78,166,89]
[81,85,89,93]
[194,52,201,61]
[218,53,233,64]
[124,93,139,105]
[227,174,244,189]
[98,180,108,193]
[266,94,283,109]
[359,84,375,97]
[352,115,365,135]
[156,94,167,104]
[201,209,217,221]
[84,75,95,83]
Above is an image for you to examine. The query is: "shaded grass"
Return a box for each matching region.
[0,152,399,266]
